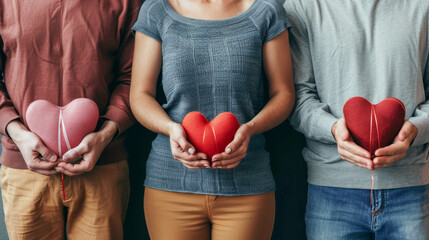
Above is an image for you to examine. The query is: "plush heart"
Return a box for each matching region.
[26,98,99,157]
[182,112,240,160]
[343,97,405,156]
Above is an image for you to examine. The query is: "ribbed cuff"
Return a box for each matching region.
[408,115,428,147]
[316,112,339,144]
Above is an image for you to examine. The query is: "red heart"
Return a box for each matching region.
[343,97,405,156]
[182,112,240,160]
[25,98,99,157]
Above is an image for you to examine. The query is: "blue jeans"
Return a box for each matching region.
[306,184,429,240]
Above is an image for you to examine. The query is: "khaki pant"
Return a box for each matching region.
[1,160,130,240]
[144,187,275,240]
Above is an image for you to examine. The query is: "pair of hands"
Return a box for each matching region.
[7,120,116,176]
[169,122,252,169]
[332,117,417,170]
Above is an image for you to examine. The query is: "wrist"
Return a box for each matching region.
[97,120,117,144]
[6,120,28,142]
[244,121,256,136]
[167,121,180,137]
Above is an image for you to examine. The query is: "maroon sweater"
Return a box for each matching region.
[0,0,142,169]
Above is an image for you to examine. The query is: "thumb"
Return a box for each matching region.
[226,132,246,154]
[63,142,87,162]
[176,136,195,155]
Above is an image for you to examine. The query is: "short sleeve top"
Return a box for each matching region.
[133,0,291,196]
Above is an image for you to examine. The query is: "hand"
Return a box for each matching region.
[332,118,373,170]
[6,120,58,175]
[373,120,417,169]
[211,123,252,169]
[169,122,209,169]
[55,120,117,176]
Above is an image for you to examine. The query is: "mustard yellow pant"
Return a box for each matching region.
[144,187,275,240]
[1,160,130,240]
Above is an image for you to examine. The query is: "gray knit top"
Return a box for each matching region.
[132,0,291,195]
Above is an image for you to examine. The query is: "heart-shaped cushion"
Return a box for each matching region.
[26,98,99,157]
[182,112,240,160]
[343,97,405,156]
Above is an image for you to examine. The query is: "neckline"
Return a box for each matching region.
[163,0,260,26]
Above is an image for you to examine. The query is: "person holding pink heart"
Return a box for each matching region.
[130,0,295,239]
[0,1,142,239]
[285,0,429,239]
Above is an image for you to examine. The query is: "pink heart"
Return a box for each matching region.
[26,98,99,157]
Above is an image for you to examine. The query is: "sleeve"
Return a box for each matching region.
[408,54,429,146]
[263,0,292,43]
[131,0,161,43]
[100,1,142,135]
[285,1,338,144]
[0,38,20,136]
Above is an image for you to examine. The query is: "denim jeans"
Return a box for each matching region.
[306,184,429,240]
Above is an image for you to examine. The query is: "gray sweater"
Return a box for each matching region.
[285,0,429,189]
[133,0,291,195]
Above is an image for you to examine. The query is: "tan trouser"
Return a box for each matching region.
[0,160,130,240]
[144,187,275,240]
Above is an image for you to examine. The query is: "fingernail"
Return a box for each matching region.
[216,166,223,169]
[188,148,195,155]
[226,148,232,153]
[50,155,57,162]
[204,164,210,168]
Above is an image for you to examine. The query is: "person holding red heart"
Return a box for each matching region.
[286,0,429,239]
[130,0,295,239]
[0,1,142,239]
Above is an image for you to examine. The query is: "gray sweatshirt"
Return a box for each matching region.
[285,0,429,189]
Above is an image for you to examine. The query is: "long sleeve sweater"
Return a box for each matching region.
[285,0,429,189]
[0,0,141,168]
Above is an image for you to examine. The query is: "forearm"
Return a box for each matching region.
[96,120,118,146]
[6,119,29,142]
[130,92,175,137]
[247,91,295,136]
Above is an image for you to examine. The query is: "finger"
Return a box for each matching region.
[62,143,88,162]
[212,153,223,162]
[172,148,197,161]
[373,153,406,166]
[213,146,246,162]
[27,159,58,175]
[211,155,244,168]
[374,164,390,169]
[178,159,211,169]
[225,131,246,154]
[55,166,83,176]
[374,142,407,157]
[33,168,58,176]
[195,152,208,160]
[175,137,195,155]
[34,142,57,162]
[57,160,92,174]
[338,140,371,159]
[338,148,373,169]
[219,162,241,169]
